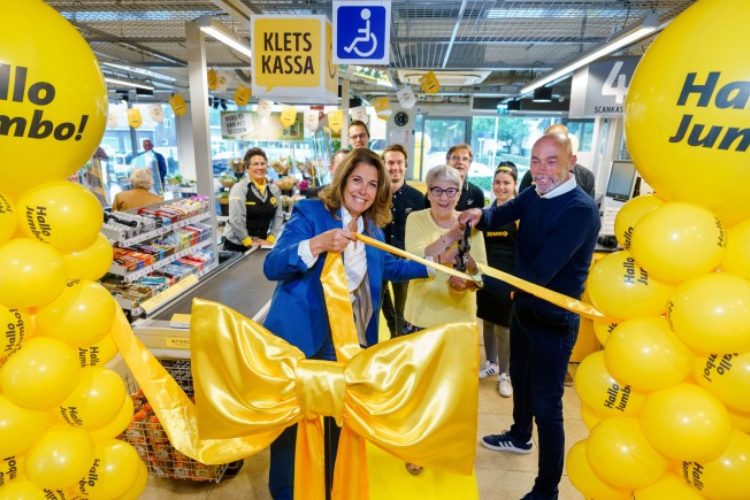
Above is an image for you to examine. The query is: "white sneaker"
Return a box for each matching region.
[498,373,513,398]
[479,361,499,379]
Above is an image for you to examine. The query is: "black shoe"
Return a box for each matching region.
[481,430,533,454]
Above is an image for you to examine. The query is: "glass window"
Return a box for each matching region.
[416,117,469,180]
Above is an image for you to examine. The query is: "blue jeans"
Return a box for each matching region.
[269,340,340,500]
[507,305,578,499]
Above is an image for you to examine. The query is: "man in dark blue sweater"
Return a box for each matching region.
[460,133,600,500]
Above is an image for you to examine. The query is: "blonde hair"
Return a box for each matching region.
[130,168,154,190]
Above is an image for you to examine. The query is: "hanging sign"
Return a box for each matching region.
[396,86,417,109]
[280,105,297,128]
[420,71,440,94]
[327,109,343,134]
[251,15,338,103]
[372,97,392,120]
[234,85,252,106]
[169,94,187,116]
[149,104,165,123]
[127,108,142,129]
[569,56,641,118]
[221,111,303,141]
[304,109,320,132]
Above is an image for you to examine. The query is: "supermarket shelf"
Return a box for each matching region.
[110,238,213,283]
[109,212,211,247]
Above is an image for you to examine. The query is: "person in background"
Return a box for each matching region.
[112,167,163,211]
[140,139,167,192]
[425,144,486,211]
[223,147,283,252]
[459,133,600,500]
[381,144,425,337]
[262,148,430,500]
[306,148,351,199]
[518,124,595,198]
[477,162,519,398]
[348,119,370,149]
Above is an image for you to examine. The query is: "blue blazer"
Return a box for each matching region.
[263,200,428,357]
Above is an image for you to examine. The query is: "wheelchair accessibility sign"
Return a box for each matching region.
[332,0,391,65]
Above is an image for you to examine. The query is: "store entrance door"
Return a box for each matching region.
[414,116,470,180]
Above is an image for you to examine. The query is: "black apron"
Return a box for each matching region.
[245,183,276,240]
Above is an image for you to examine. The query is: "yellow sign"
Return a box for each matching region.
[251,15,338,103]
[207,68,219,90]
[127,108,142,129]
[234,85,251,106]
[372,97,392,120]
[169,94,186,116]
[420,71,440,94]
[327,109,343,134]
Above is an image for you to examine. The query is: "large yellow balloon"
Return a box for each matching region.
[0,0,107,197]
[112,459,147,500]
[587,251,673,320]
[0,238,66,308]
[0,455,25,488]
[592,319,618,346]
[604,316,693,392]
[0,193,17,246]
[574,351,645,417]
[640,383,731,462]
[0,394,48,457]
[77,334,118,368]
[667,272,750,354]
[62,233,113,282]
[614,194,664,250]
[624,0,750,226]
[721,219,750,280]
[633,473,703,500]
[25,425,94,491]
[682,430,750,500]
[36,279,115,347]
[0,337,80,410]
[728,409,750,434]
[630,202,726,284]
[17,182,102,253]
[580,403,604,431]
[78,440,142,500]
[89,394,133,442]
[0,305,33,365]
[58,367,126,430]
[566,440,631,500]
[586,416,668,490]
[693,351,750,413]
[0,480,47,500]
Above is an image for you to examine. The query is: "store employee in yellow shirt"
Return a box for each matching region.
[223,147,283,251]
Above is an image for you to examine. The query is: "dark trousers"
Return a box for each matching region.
[507,306,578,499]
[269,341,340,500]
[381,281,409,338]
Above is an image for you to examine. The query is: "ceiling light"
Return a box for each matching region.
[102,63,177,82]
[520,12,662,96]
[196,15,252,60]
[104,77,154,91]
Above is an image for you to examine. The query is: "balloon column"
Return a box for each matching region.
[0,1,147,498]
[568,2,750,499]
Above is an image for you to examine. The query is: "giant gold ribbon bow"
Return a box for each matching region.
[111,253,479,500]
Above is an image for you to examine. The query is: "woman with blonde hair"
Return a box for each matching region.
[112,168,163,211]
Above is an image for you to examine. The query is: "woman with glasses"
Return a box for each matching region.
[477,162,519,398]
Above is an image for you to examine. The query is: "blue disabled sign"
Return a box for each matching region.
[332,0,391,65]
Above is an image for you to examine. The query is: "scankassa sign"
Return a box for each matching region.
[251,16,338,103]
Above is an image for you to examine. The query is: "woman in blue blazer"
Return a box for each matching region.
[263,148,429,500]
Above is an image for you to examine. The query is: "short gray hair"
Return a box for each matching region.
[130,168,154,190]
[425,164,461,189]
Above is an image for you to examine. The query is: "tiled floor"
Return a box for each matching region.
[141,370,587,500]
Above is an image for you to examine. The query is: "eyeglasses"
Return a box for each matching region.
[449,155,472,163]
[429,186,459,198]
[349,133,368,141]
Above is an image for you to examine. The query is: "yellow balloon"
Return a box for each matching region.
[89,394,133,441]
[78,440,141,500]
[630,202,726,284]
[0,455,25,488]
[0,238,66,308]
[0,394,48,457]
[0,305,33,365]
[721,219,750,280]
[693,351,750,413]
[0,1,107,198]
[25,425,94,491]
[0,193,18,247]
[605,316,694,392]
[78,334,118,368]
[668,272,750,354]
[587,250,674,320]
[682,430,750,500]
[36,279,115,347]
[640,383,731,462]
[614,194,665,250]
[57,367,126,430]
[574,351,645,417]
[0,480,46,500]
[624,0,750,226]
[580,403,604,431]
[566,439,631,500]
[112,459,147,500]
[17,182,102,253]
[0,337,80,410]
[728,409,750,433]
[593,319,618,346]
[633,473,702,500]
[62,233,113,282]
[587,416,668,490]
